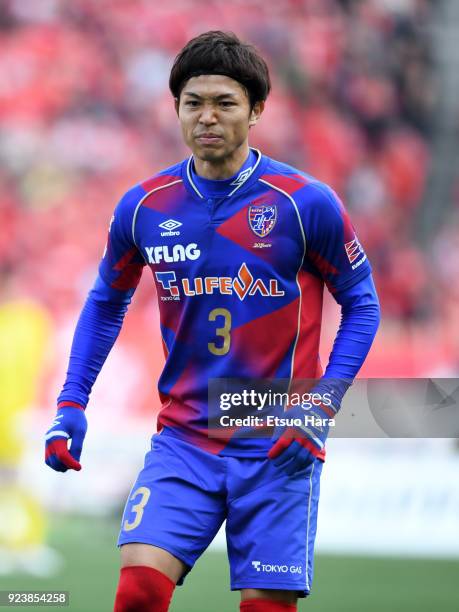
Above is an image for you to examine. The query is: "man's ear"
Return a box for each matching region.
[174,97,180,116]
[249,100,265,128]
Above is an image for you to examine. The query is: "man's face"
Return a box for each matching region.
[176,74,263,162]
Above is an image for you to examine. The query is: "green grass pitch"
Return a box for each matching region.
[0,516,458,611]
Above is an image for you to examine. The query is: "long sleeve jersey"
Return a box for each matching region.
[58,149,380,456]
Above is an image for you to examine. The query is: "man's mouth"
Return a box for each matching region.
[195,134,223,145]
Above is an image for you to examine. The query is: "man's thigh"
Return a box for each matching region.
[226,456,323,598]
[118,433,227,582]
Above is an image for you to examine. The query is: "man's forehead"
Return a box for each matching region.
[182,74,246,98]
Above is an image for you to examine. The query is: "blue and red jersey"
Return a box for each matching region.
[95,149,371,455]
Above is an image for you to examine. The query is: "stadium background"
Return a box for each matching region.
[0,0,458,610]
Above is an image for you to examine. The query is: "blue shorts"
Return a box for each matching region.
[118,432,323,596]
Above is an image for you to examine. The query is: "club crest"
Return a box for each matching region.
[248,205,277,238]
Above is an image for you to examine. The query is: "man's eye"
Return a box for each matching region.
[185,100,199,107]
[220,101,235,107]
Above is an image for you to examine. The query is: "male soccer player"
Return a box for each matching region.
[45,31,380,612]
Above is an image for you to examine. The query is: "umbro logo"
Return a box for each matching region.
[159,219,182,236]
[231,166,253,187]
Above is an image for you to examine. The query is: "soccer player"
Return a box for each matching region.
[45,31,380,612]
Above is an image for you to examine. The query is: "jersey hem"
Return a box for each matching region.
[160,427,273,458]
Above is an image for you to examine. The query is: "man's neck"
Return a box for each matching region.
[193,143,250,180]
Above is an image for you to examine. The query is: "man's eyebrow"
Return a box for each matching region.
[182,92,238,100]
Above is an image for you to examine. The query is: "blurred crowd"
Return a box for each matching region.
[1,0,458,375]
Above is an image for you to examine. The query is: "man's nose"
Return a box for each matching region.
[198,104,217,124]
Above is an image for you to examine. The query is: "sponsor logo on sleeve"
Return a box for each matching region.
[345,238,367,270]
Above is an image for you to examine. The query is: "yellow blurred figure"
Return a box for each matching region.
[0,487,45,549]
[0,300,53,565]
[0,299,52,465]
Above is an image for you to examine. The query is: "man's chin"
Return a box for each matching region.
[194,147,227,162]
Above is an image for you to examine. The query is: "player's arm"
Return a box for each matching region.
[268,182,380,473]
[45,188,145,472]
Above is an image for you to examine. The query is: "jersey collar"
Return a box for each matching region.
[182,147,267,200]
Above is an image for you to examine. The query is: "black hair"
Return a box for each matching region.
[169,30,271,108]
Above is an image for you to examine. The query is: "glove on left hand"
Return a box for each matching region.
[45,404,87,472]
[268,384,339,475]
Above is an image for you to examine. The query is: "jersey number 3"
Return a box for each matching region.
[208,308,231,356]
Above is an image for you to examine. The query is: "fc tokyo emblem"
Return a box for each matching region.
[248,205,277,238]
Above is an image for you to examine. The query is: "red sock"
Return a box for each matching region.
[240,598,297,612]
[114,565,175,612]
[240,597,297,612]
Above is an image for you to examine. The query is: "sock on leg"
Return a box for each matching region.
[240,597,297,612]
[114,565,175,612]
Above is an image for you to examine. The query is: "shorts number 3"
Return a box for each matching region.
[123,486,151,531]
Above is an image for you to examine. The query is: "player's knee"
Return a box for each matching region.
[114,566,175,612]
[120,543,185,584]
[240,589,298,611]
